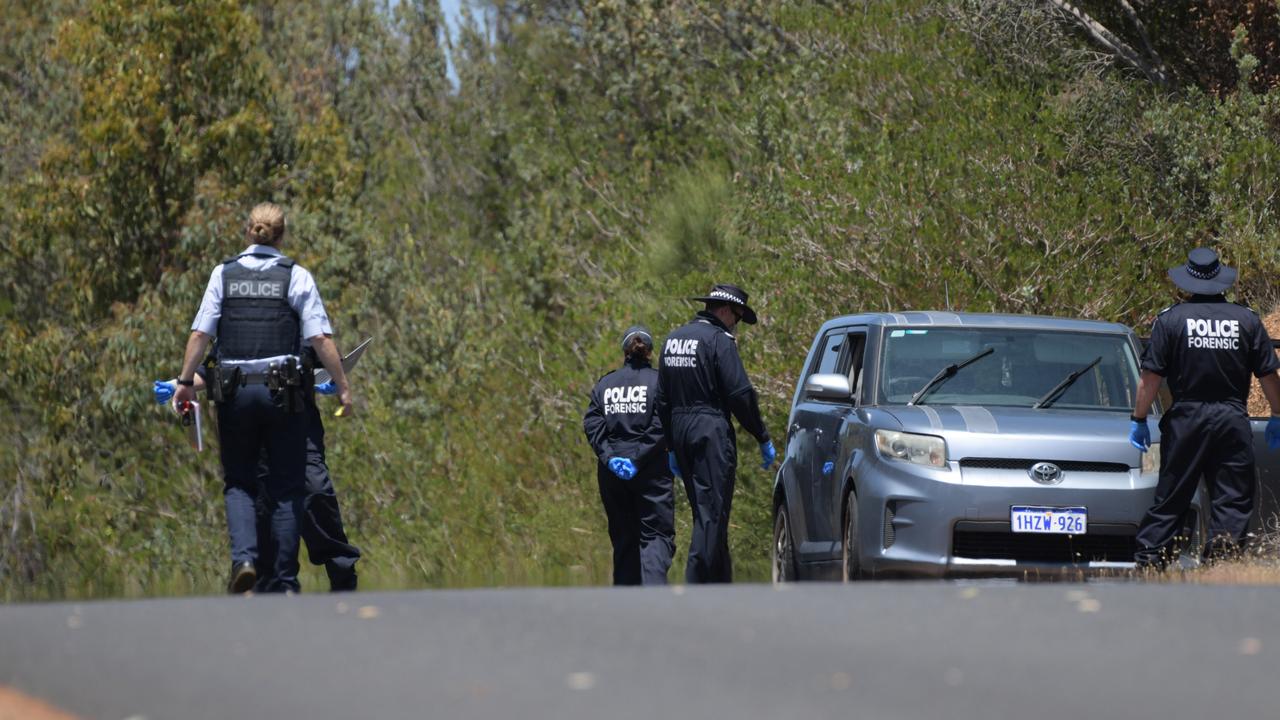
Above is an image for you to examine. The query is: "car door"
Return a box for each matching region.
[814,327,865,545]
[789,328,850,555]
[808,329,867,550]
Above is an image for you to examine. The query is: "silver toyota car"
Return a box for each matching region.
[771,311,1197,580]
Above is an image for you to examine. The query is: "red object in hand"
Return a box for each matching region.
[178,400,203,452]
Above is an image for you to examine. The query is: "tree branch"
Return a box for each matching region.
[1117,0,1170,85]
[1045,0,1172,89]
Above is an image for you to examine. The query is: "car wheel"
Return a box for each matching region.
[773,503,798,583]
[841,491,861,582]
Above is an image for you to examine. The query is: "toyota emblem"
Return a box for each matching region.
[1029,462,1064,485]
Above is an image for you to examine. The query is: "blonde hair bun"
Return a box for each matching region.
[245,203,286,245]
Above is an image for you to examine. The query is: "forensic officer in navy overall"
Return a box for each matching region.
[1130,248,1280,569]
[583,325,675,585]
[172,203,354,593]
[655,284,776,584]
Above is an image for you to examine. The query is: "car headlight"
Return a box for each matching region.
[875,430,947,469]
[1141,443,1160,475]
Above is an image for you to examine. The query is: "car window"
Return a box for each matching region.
[811,331,845,376]
[878,327,1139,410]
[843,332,867,401]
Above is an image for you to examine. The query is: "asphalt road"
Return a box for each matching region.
[1,582,1276,719]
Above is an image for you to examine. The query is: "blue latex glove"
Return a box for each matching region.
[154,379,176,404]
[1129,419,1150,452]
[618,458,636,479]
[316,381,338,396]
[1267,416,1280,450]
[760,439,777,470]
[668,451,681,479]
[607,457,636,480]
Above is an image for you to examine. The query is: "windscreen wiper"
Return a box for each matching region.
[908,347,995,406]
[1034,356,1102,409]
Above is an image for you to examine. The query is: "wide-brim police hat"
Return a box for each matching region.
[690,283,758,324]
[1167,247,1237,296]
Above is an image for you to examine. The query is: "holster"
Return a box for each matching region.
[267,357,313,414]
[209,365,242,404]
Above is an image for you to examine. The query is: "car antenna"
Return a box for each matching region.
[945,281,952,311]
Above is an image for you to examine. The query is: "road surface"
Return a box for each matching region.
[1,582,1276,719]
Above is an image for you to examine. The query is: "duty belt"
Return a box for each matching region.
[238,372,271,386]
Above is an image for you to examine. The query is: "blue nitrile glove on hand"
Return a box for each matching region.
[607,457,637,480]
[1129,419,1151,452]
[760,439,777,470]
[315,381,338,396]
[154,379,176,404]
[1267,416,1280,450]
[668,451,681,479]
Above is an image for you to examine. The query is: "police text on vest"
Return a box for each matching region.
[228,280,285,298]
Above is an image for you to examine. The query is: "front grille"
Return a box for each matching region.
[960,458,1130,473]
[952,526,1137,563]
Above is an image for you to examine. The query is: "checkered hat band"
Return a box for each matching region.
[709,290,744,303]
[1186,263,1220,280]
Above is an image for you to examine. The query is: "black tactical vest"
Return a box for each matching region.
[216,254,301,361]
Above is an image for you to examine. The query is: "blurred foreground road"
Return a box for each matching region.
[1,582,1276,719]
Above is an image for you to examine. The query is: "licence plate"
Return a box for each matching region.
[1010,506,1087,534]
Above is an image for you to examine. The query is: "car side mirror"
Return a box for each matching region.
[805,373,853,402]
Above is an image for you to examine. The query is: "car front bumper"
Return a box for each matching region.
[857,457,1158,577]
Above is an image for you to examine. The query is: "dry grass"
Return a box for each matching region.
[1123,561,1280,585]
[1135,532,1280,584]
[1180,561,1280,584]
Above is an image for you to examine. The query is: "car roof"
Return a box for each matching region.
[815,311,1134,336]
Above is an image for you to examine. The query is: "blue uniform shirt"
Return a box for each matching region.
[190,244,333,371]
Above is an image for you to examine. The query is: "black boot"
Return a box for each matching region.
[228,561,257,594]
[326,562,357,592]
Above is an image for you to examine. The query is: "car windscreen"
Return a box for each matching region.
[878,327,1139,410]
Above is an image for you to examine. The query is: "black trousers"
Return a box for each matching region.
[216,384,306,592]
[256,402,361,591]
[671,412,738,583]
[597,463,675,585]
[1135,401,1256,565]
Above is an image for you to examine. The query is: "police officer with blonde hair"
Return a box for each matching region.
[583,326,675,585]
[172,202,353,593]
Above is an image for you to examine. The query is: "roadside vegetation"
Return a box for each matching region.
[3,0,1280,599]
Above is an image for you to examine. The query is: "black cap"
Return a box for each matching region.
[1167,248,1237,295]
[621,325,653,354]
[690,283,757,324]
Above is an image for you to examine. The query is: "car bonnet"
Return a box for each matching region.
[880,405,1147,467]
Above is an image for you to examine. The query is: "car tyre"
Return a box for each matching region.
[773,502,798,583]
[842,491,862,582]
